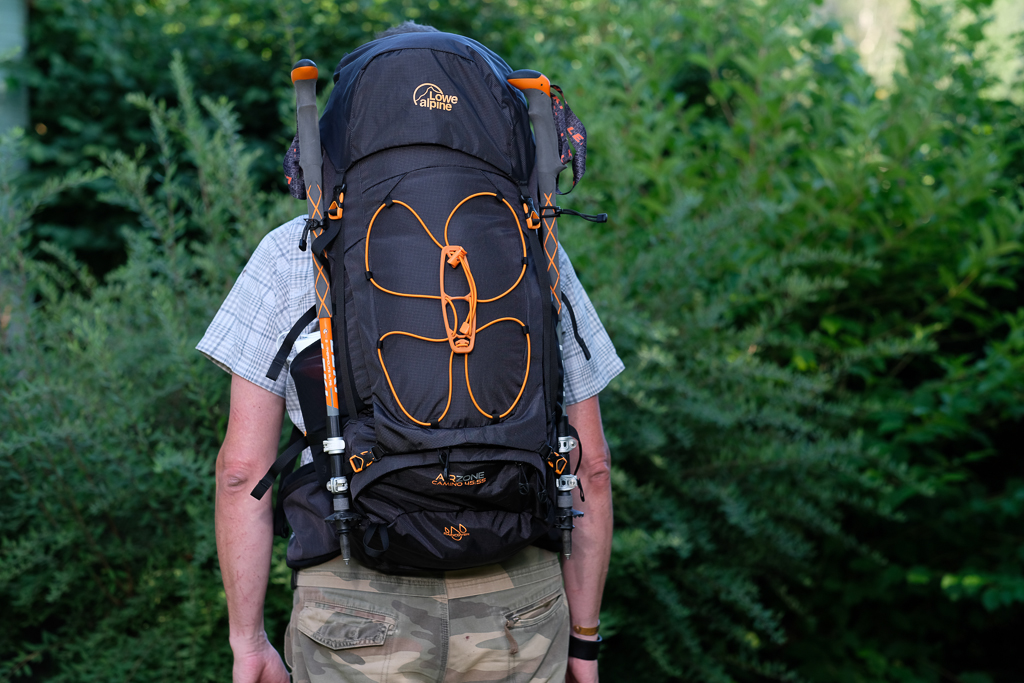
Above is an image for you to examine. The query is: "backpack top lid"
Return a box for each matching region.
[319,31,535,182]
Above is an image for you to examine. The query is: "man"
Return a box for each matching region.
[198,23,622,683]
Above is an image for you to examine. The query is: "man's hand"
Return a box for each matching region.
[567,655,599,683]
[231,633,289,683]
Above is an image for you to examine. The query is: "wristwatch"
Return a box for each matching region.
[568,634,602,660]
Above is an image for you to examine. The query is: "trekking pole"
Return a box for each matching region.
[508,70,582,558]
[291,59,357,564]
[507,70,566,317]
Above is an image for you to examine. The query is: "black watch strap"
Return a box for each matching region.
[568,634,602,660]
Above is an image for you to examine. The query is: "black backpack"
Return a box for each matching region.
[252,31,600,574]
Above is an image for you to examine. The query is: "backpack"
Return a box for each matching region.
[252,31,602,574]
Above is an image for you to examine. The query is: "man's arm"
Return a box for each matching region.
[215,374,290,683]
[562,394,613,683]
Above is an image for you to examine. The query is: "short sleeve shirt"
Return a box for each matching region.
[197,216,623,439]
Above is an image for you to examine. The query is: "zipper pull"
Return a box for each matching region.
[438,448,450,479]
[504,616,520,654]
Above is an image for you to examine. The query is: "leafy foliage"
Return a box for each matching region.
[0,58,294,681]
[16,0,527,272]
[2,0,1022,681]
[543,0,1024,680]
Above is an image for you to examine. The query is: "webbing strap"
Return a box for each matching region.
[561,294,591,361]
[312,218,341,256]
[363,523,389,558]
[251,426,307,501]
[267,305,318,381]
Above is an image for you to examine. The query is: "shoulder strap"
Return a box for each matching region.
[561,293,591,361]
[267,305,318,381]
[250,426,307,501]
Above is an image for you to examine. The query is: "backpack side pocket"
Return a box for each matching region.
[281,463,341,569]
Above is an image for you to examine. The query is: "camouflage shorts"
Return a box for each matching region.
[284,546,569,682]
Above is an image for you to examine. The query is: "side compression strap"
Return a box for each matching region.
[251,426,307,501]
[267,305,318,381]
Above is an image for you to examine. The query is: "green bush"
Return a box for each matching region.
[0,57,295,681]
[17,0,527,271]
[2,0,1022,681]
[543,0,1024,679]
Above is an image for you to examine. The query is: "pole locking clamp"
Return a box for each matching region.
[557,473,579,492]
[326,476,349,494]
[558,436,577,454]
[323,437,346,455]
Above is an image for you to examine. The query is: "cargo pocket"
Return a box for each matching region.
[503,588,567,656]
[291,600,398,681]
[296,600,396,650]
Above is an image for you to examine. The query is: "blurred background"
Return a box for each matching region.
[2,0,1022,681]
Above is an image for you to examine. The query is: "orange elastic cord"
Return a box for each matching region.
[440,245,477,354]
[478,198,528,303]
[465,318,531,419]
[444,194,527,303]
[365,201,443,300]
[377,332,455,427]
[367,194,533,427]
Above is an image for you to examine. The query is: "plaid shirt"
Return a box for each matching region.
[198,215,623,442]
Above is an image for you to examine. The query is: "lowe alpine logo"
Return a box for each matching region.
[432,472,486,487]
[444,524,469,541]
[413,83,459,112]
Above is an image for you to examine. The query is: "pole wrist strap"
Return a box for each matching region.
[568,635,601,661]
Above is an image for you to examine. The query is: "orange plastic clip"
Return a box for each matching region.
[440,245,477,354]
[447,246,467,267]
[349,451,374,473]
[523,203,541,230]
